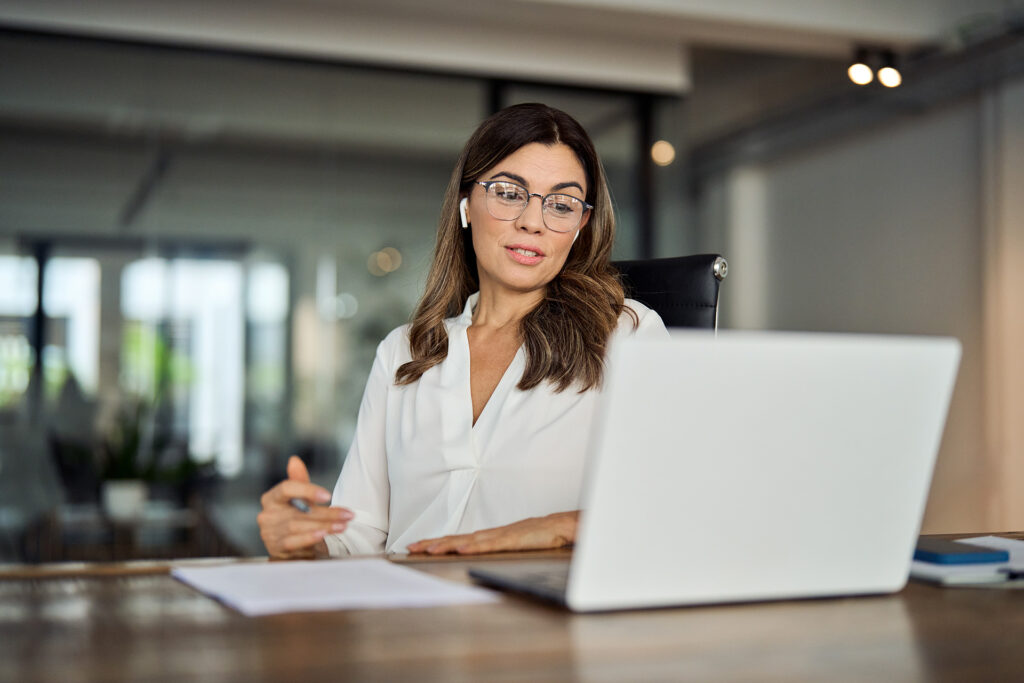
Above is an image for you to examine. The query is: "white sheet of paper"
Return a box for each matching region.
[962,535,1024,564]
[172,558,499,616]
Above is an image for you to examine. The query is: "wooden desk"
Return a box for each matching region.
[2,540,1023,682]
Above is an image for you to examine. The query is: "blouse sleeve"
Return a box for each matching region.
[621,299,670,339]
[322,333,397,557]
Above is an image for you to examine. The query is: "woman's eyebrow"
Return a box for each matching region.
[551,181,584,194]
[489,171,529,186]
[489,172,585,195]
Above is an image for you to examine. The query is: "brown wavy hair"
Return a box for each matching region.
[395,103,634,393]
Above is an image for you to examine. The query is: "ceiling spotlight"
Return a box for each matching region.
[878,66,901,88]
[878,51,902,88]
[847,49,873,86]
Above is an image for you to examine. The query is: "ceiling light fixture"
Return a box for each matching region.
[847,48,873,86]
[877,51,902,88]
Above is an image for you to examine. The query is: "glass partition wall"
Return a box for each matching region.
[0,29,677,559]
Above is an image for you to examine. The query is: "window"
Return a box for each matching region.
[122,258,244,475]
[0,255,37,409]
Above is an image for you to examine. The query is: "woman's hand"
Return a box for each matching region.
[257,455,353,559]
[406,511,579,555]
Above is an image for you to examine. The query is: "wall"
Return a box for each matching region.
[982,76,1024,530]
[696,74,1024,533]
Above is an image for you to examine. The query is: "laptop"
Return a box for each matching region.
[469,330,961,611]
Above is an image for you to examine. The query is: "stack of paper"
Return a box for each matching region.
[910,536,1024,586]
[172,558,499,616]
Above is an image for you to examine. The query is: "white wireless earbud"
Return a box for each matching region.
[459,197,469,229]
[572,229,581,245]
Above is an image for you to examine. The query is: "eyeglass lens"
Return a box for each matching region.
[484,181,585,232]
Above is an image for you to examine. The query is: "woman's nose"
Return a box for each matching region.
[516,195,545,233]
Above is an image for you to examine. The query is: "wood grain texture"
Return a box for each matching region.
[2,538,1022,682]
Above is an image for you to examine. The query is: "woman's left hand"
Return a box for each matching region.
[407,511,579,555]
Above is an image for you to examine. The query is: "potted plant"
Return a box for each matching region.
[99,400,159,523]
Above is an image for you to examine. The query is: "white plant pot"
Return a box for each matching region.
[102,479,148,523]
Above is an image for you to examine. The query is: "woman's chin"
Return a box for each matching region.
[496,274,553,295]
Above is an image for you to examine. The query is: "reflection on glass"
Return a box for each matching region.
[0,256,37,409]
[246,260,289,459]
[121,258,244,476]
[43,257,101,398]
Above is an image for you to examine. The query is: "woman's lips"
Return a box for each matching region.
[505,246,544,265]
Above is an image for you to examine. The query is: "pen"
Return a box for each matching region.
[289,498,311,513]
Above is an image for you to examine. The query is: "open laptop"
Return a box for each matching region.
[469,330,961,611]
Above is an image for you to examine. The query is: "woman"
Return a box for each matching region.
[258,103,667,559]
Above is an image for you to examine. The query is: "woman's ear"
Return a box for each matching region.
[571,209,589,246]
[459,197,470,229]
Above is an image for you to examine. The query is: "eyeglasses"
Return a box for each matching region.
[476,180,593,233]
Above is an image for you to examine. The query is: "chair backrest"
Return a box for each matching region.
[613,254,728,330]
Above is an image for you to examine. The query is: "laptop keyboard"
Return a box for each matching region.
[517,567,569,592]
[469,560,572,603]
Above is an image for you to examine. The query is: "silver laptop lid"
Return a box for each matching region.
[568,331,961,611]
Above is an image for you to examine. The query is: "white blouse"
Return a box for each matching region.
[324,294,668,556]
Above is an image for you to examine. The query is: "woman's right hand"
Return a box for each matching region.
[258,455,353,559]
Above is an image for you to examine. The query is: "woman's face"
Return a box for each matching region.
[466,142,590,299]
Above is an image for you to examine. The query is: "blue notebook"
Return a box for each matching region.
[914,538,1010,565]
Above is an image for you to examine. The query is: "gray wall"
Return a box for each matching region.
[695,76,1024,532]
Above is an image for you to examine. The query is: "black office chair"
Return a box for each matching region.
[613,254,728,330]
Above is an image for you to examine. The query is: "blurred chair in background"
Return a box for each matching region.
[0,411,64,562]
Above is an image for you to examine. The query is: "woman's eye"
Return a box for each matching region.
[495,184,525,201]
[547,198,576,215]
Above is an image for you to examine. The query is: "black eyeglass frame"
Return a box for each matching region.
[475,180,594,233]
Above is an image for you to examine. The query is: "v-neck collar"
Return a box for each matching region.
[450,291,525,434]
[470,342,525,433]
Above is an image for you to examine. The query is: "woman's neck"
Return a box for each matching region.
[471,285,545,331]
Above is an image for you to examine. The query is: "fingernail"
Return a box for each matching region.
[338,510,354,520]
[316,491,331,502]
[331,523,347,532]
[314,530,326,538]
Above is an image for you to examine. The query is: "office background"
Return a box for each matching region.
[1,0,1022,561]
